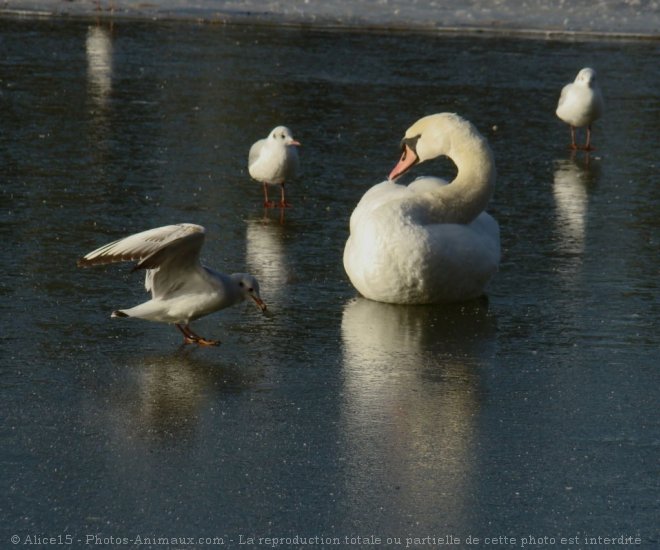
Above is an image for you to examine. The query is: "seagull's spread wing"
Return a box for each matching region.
[78,223,206,268]
[78,223,208,297]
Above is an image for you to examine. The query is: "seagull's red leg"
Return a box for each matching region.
[263,183,274,208]
[176,323,197,344]
[279,183,291,208]
[584,126,595,151]
[569,126,578,150]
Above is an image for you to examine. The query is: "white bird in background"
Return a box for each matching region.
[556,67,604,151]
[343,113,500,304]
[78,223,267,346]
[248,126,300,208]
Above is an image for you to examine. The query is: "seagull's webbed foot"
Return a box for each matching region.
[195,337,221,347]
[176,324,220,346]
[183,336,220,346]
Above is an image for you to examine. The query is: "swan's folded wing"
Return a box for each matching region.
[77,223,206,269]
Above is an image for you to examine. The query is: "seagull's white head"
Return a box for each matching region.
[269,126,301,148]
[576,67,597,88]
[232,273,267,312]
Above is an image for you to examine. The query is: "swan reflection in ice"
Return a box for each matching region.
[86,24,113,106]
[340,298,496,531]
[553,156,599,260]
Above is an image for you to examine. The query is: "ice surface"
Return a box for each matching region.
[1,0,658,37]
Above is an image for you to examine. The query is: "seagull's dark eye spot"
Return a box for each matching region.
[238,281,244,287]
[248,287,254,293]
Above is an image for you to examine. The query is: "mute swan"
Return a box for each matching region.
[248,126,300,208]
[343,113,500,304]
[78,223,267,346]
[556,68,603,150]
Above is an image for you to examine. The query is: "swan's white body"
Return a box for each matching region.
[78,223,266,345]
[556,67,603,149]
[343,113,500,304]
[248,126,300,207]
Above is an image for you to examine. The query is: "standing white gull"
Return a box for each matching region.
[556,67,604,151]
[248,126,300,208]
[78,223,267,346]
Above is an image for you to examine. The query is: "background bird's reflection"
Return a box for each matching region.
[553,156,599,256]
[552,155,600,289]
[245,216,291,304]
[339,297,496,532]
[86,24,113,106]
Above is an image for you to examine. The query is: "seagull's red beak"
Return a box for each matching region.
[389,144,418,180]
[251,294,268,312]
[288,139,301,147]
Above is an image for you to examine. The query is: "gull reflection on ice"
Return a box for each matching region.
[89,351,255,448]
[245,217,290,302]
[86,25,113,106]
[553,156,600,258]
[340,297,496,531]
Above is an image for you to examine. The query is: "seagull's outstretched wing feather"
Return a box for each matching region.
[78,223,206,270]
[78,224,208,299]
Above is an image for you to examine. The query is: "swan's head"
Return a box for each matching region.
[268,126,301,148]
[388,113,458,180]
[575,68,597,88]
[231,273,268,312]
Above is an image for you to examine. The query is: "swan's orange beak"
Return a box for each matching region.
[389,144,418,180]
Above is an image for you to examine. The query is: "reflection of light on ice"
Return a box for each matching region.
[86,25,113,104]
[245,218,288,300]
[553,158,590,256]
[340,298,494,530]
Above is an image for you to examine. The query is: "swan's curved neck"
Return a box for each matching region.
[443,135,495,223]
[414,118,496,225]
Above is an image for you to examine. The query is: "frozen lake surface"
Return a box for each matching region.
[1,10,659,550]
